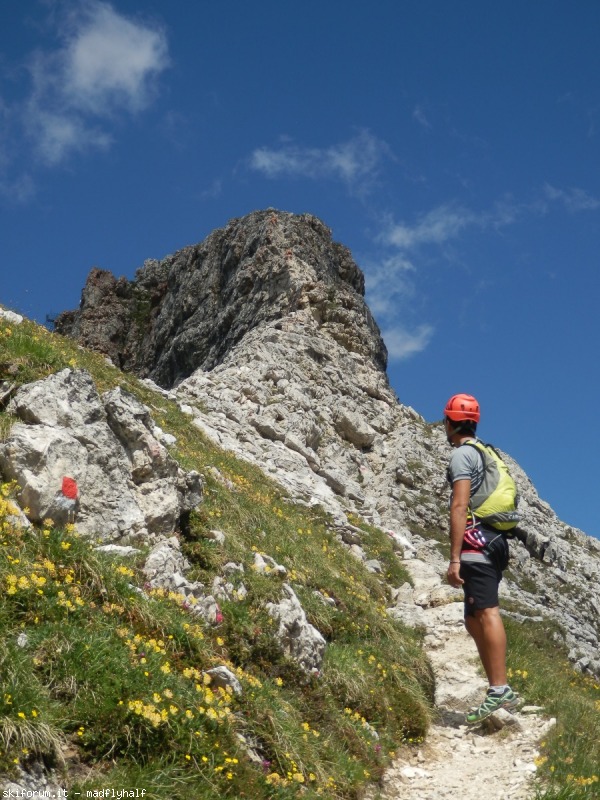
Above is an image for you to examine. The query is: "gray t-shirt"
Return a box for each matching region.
[447,441,484,494]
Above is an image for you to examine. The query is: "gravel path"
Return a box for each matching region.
[371,560,556,800]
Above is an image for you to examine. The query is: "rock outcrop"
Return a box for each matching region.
[55,210,387,388]
[0,369,201,542]
[266,584,327,674]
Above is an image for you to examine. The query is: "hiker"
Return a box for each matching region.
[443,393,520,724]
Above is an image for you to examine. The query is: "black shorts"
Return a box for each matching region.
[460,561,502,617]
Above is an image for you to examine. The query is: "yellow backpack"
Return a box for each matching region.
[463,439,520,531]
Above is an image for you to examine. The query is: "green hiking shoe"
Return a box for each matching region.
[466,688,520,724]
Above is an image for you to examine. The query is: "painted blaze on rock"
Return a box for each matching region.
[0,369,201,541]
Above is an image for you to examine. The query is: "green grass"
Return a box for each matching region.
[0,491,434,799]
[0,317,433,798]
[504,618,600,799]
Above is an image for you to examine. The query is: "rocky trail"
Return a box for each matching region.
[373,559,556,800]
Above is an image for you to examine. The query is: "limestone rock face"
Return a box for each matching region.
[175,315,600,673]
[0,369,201,542]
[55,210,387,388]
[54,210,600,676]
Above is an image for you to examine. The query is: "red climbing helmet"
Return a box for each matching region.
[444,393,480,423]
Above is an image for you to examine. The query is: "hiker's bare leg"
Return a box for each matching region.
[465,606,507,686]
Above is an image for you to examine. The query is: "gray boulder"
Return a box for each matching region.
[0,369,201,542]
[266,584,326,674]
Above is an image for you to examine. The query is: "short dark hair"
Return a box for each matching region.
[446,417,477,435]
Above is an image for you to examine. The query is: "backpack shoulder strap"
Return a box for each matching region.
[458,438,487,458]
[461,439,504,462]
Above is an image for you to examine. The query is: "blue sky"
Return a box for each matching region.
[2,1,600,538]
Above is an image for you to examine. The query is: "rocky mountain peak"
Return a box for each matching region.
[55,209,388,388]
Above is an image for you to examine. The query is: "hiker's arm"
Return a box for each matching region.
[448,479,470,587]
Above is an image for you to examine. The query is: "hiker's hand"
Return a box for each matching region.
[447,562,463,588]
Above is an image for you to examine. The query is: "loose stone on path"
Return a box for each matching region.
[369,559,556,800]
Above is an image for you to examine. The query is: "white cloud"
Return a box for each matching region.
[381,324,434,360]
[413,105,432,129]
[61,2,169,114]
[364,202,516,362]
[381,203,480,250]
[0,173,36,204]
[365,201,520,360]
[0,94,36,200]
[379,199,522,251]
[249,130,392,195]
[26,108,112,165]
[364,253,415,318]
[543,183,600,213]
[365,184,599,363]
[200,178,223,200]
[362,254,434,361]
[22,1,169,164]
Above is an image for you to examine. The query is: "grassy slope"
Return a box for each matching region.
[0,316,599,799]
[0,318,433,799]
